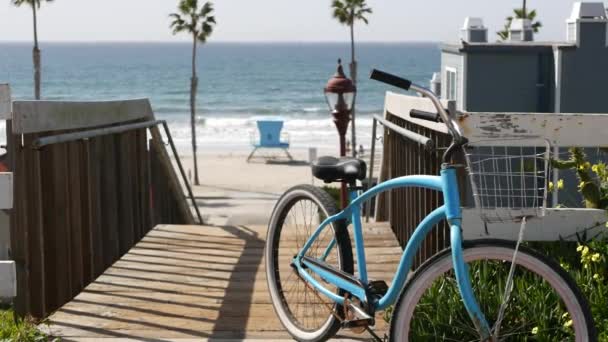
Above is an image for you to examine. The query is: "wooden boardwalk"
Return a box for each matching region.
[41,223,402,341]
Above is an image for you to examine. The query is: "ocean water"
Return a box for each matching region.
[0,42,440,152]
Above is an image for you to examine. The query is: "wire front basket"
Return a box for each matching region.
[464,139,551,223]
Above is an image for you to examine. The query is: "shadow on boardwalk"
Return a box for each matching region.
[41,224,272,340]
[41,223,397,341]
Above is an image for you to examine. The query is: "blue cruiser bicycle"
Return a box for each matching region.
[265,70,595,341]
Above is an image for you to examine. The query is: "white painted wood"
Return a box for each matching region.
[384,93,608,147]
[0,85,10,120]
[0,173,12,210]
[463,208,607,241]
[12,99,154,134]
[383,92,449,134]
[458,112,608,147]
[0,261,16,298]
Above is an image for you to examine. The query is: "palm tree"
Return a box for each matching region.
[331,0,372,158]
[497,0,542,41]
[13,0,53,100]
[170,0,216,186]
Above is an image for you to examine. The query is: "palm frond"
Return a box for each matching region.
[12,0,52,8]
[171,0,216,42]
[513,8,525,18]
[200,2,213,17]
[331,0,371,26]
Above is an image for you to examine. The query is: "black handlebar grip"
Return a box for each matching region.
[410,109,440,122]
[370,69,412,91]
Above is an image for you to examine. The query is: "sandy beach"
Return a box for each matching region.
[177,148,344,226]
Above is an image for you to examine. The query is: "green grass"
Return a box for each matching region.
[0,309,54,342]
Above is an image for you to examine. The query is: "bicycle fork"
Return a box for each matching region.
[442,167,492,340]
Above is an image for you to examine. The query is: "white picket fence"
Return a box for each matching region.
[0,84,17,299]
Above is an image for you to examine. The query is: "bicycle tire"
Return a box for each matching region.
[265,184,354,342]
[390,239,596,341]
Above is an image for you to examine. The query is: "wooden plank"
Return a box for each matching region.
[12,99,154,134]
[0,261,16,298]
[99,135,120,269]
[25,136,46,318]
[384,92,450,134]
[384,92,608,147]
[88,137,105,277]
[42,224,398,340]
[463,208,608,241]
[67,141,84,297]
[0,173,13,209]
[138,133,151,238]
[41,142,73,314]
[116,132,135,256]
[9,130,29,316]
[0,84,11,120]
[130,130,143,242]
[80,140,94,285]
[459,112,608,147]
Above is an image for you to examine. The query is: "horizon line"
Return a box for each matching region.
[0,40,441,44]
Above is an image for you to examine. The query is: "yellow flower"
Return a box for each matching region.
[577,245,584,252]
[578,181,585,189]
[548,181,554,192]
[562,312,569,319]
[531,326,539,335]
[557,179,564,190]
[564,319,573,328]
[591,253,601,262]
[582,246,589,256]
[593,273,601,280]
[592,164,599,173]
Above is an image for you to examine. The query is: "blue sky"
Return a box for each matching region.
[0,1,589,42]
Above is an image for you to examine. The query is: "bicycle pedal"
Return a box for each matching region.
[367,280,389,299]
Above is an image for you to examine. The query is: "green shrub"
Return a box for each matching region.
[0,309,54,341]
[382,148,608,339]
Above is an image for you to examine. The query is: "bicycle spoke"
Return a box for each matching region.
[273,194,343,333]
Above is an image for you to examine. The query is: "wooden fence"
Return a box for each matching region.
[373,92,608,265]
[374,95,462,267]
[7,98,197,318]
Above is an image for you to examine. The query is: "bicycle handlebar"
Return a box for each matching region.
[410,109,440,123]
[369,69,465,144]
[370,69,412,91]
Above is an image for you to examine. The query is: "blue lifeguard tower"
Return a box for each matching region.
[247,119,293,162]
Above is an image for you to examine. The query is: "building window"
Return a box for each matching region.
[446,67,457,101]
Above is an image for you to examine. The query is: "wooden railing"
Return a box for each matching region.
[372,95,461,267]
[373,92,608,266]
[7,97,199,318]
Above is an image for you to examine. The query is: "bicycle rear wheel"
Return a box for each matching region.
[390,240,596,341]
[265,185,354,342]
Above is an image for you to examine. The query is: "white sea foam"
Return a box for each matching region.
[164,115,381,153]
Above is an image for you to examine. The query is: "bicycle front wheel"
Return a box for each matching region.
[390,240,596,341]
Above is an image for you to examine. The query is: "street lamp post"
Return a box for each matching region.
[324,59,356,208]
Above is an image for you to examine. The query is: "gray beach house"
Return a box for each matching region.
[434,2,608,114]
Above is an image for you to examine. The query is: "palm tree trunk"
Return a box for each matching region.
[349,21,357,158]
[32,3,41,100]
[522,0,527,18]
[190,34,200,186]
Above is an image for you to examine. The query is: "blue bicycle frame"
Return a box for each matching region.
[292,165,492,338]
